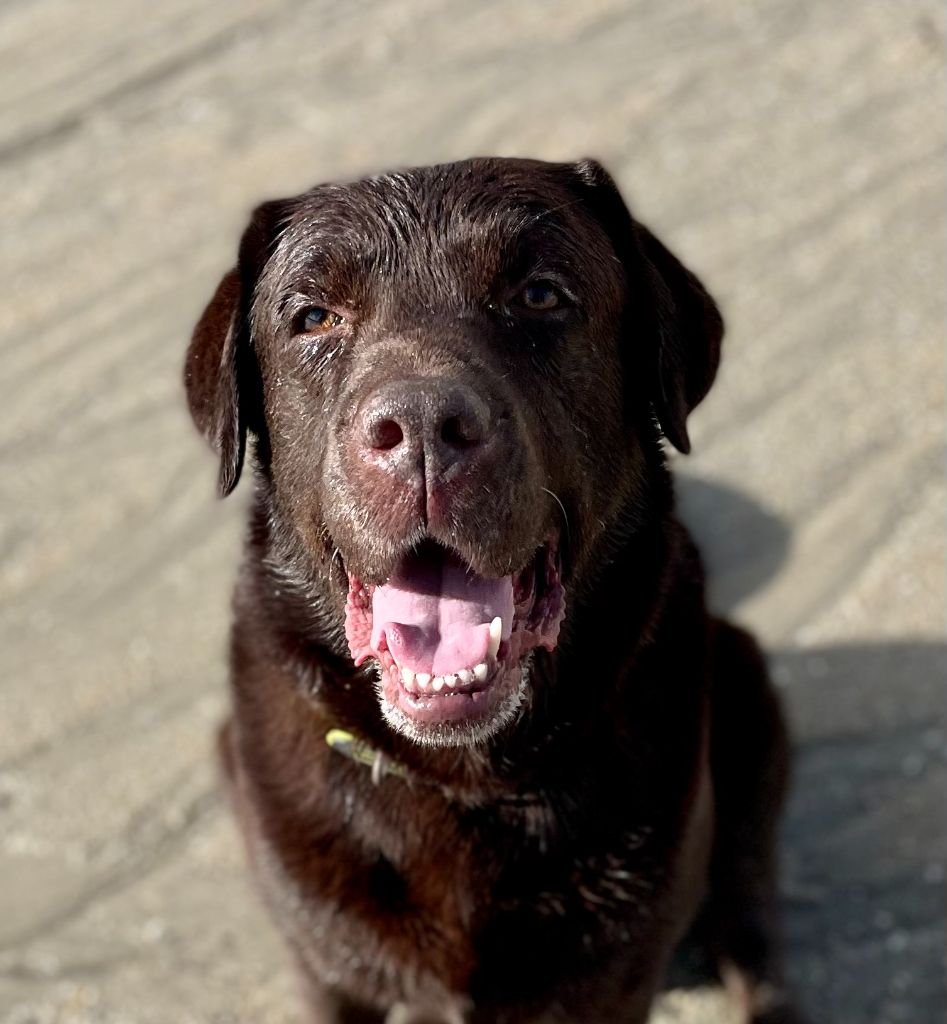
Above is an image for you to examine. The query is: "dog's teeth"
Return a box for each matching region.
[444,674,458,689]
[416,673,431,689]
[401,667,416,691]
[473,662,488,682]
[487,616,502,660]
[458,669,473,684]
[431,675,445,692]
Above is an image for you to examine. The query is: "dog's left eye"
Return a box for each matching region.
[300,307,344,333]
[517,280,564,311]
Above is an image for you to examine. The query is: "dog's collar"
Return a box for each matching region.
[325,727,550,818]
[325,728,413,787]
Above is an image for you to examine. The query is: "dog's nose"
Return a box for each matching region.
[357,380,491,482]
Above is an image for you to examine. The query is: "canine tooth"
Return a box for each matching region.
[458,669,473,684]
[488,616,502,660]
[473,662,488,682]
[401,667,415,688]
[416,673,431,689]
[444,674,458,689]
[432,675,445,692]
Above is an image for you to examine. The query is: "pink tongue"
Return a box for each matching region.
[370,553,514,676]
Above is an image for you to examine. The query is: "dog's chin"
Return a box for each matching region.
[343,538,565,747]
[372,654,533,748]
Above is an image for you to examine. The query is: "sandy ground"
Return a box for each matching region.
[0,2,944,1022]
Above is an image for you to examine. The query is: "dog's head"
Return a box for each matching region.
[185,158,721,747]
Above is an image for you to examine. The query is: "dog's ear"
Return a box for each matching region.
[571,159,723,454]
[184,200,288,495]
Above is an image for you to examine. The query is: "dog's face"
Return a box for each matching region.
[185,158,721,747]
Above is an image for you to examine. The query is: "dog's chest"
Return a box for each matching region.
[256,779,661,1007]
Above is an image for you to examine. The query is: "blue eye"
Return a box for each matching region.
[301,307,343,332]
[519,281,563,311]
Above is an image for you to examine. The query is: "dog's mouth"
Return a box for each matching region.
[344,539,566,744]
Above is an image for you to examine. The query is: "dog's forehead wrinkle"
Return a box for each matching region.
[269,168,610,310]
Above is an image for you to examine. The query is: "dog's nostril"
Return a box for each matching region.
[371,418,404,452]
[441,414,480,448]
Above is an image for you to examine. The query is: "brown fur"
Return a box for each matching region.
[185,158,803,1023]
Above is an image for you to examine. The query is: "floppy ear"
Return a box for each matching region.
[572,159,723,454]
[184,200,288,495]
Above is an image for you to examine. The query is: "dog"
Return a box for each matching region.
[184,157,802,1023]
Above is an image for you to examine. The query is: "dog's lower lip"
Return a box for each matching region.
[399,683,492,708]
[370,642,517,726]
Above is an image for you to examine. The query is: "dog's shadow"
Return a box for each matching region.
[675,474,792,613]
[670,475,945,1023]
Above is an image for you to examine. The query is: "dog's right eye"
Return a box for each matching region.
[514,280,563,312]
[508,278,573,315]
[299,307,344,333]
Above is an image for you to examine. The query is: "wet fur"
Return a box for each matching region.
[186,158,802,1023]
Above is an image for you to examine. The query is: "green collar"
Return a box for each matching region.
[325,728,547,817]
[325,728,411,787]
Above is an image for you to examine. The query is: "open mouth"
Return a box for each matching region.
[344,539,566,744]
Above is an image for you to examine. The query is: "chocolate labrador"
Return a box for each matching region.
[184,158,802,1023]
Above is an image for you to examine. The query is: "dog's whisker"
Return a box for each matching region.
[542,487,571,543]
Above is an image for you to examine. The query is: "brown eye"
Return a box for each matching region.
[518,280,563,311]
[301,307,343,333]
